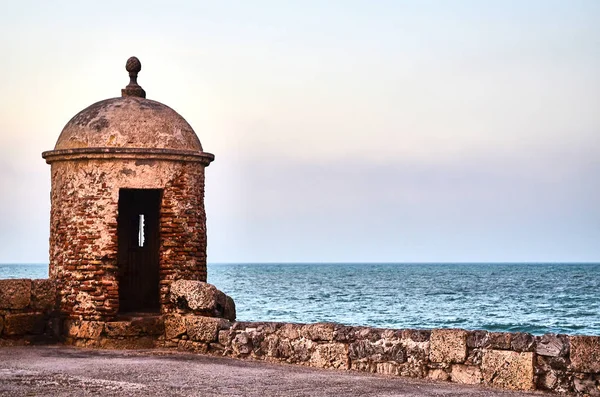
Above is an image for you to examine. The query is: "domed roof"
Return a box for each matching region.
[51,56,204,153]
[54,96,203,151]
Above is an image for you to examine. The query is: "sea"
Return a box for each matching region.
[1,263,598,336]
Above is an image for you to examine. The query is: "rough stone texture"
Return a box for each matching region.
[186,316,230,343]
[510,332,536,352]
[46,159,209,321]
[30,279,57,311]
[482,350,535,391]
[574,375,600,396]
[536,334,569,357]
[178,340,209,353]
[54,97,203,151]
[428,368,450,381]
[105,321,142,337]
[570,336,600,373]
[0,316,4,335]
[301,323,336,342]
[164,315,186,340]
[467,331,511,350]
[102,317,164,338]
[277,323,300,340]
[130,316,164,336]
[3,310,600,395]
[0,279,31,309]
[450,364,482,385]
[348,334,406,364]
[65,320,104,339]
[169,280,236,320]
[3,313,46,336]
[484,332,512,350]
[310,343,348,369]
[402,329,431,343]
[536,354,572,394]
[429,329,468,364]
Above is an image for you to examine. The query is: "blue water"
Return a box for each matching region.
[2,263,599,335]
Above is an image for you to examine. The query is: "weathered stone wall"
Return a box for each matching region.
[63,315,165,349]
[49,158,207,320]
[2,278,600,395]
[170,320,600,396]
[0,279,58,345]
[60,280,235,350]
[159,169,208,313]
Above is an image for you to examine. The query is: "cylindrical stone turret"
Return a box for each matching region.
[42,57,214,321]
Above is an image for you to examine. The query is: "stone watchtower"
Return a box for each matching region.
[42,57,214,321]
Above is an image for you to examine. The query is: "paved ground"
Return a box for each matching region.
[0,346,549,397]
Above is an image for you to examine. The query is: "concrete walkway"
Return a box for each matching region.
[0,346,548,397]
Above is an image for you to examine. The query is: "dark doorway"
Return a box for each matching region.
[117,189,161,313]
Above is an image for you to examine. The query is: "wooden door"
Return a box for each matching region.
[117,189,161,313]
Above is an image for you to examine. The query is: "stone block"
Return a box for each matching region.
[536,334,568,357]
[428,368,450,381]
[570,336,600,373]
[130,316,164,336]
[301,323,335,342]
[258,334,279,358]
[30,279,57,311]
[537,369,558,390]
[465,348,483,366]
[277,323,300,340]
[105,321,141,337]
[574,376,600,396]
[185,316,230,343]
[351,360,375,373]
[65,320,104,339]
[467,331,511,349]
[0,279,31,310]
[485,332,511,349]
[4,313,46,336]
[224,295,236,322]
[375,362,399,376]
[402,329,431,342]
[164,315,186,340]
[466,330,487,348]
[429,329,468,363]
[218,330,231,346]
[510,332,535,352]
[349,338,405,363]
[169,280,236,320]
[482,350,534,391]
[332,325,356,342]
[178,340,208,354]
[398,361,428,378]
[309,343,348,369]
[450,364,482,385]
[349,339,378,360]
[275,338,293,358]
[232,332,253,355]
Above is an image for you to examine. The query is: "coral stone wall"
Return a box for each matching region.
[0,279,58,345]
[49,158,207,320]
[2,279,600,395]
[170,321,600,396]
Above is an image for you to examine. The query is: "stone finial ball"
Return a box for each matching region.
[125,57,142,73]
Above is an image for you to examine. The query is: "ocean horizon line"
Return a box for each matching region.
[1,261,600,266]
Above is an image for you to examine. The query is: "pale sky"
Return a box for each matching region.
[0,0,598,263]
